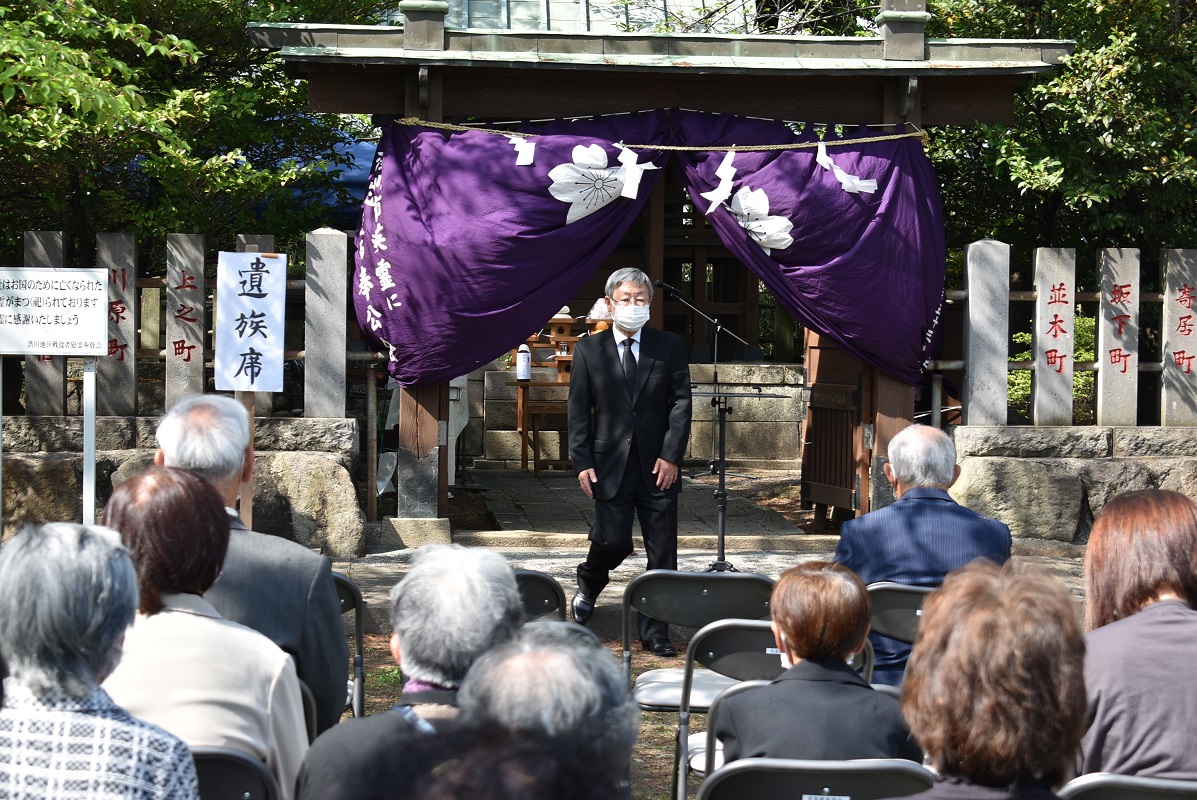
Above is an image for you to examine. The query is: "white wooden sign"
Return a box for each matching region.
[0,268,108,355]
[215,251,286,392]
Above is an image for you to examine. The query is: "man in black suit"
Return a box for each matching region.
[568,267,692,657]
[154,393,348,733]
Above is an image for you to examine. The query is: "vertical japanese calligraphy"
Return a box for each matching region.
[215,251,286,392]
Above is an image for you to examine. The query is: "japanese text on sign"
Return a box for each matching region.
[215,252,285,392]
[0,268,108,355]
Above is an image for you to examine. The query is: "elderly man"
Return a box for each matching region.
[568,267,692,657]
[833,423,1011,685]
[295,544,523,800]
[0,523,199,800]
[154,393,347,733]
[459,621,639,784]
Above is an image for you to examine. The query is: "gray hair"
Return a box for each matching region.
[155,393,250,484]
[390,545,522,688]
[459,621,639,771]
[888,424,957,488]
[0,523,138,699]
[604,267,653,301]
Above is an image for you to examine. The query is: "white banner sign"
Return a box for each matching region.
[0,268,108,355]
[215,251,286,392]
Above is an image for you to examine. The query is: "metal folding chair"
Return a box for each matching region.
[696,757,936,800]
[514,568,568,620]
[867,582,935,643]
[332,571,366,718]
[1058,773,1197,800]
[191,746,280,800]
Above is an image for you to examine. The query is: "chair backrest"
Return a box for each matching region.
[696,757,936,800]
[867,582,935,644]
[191,746,280,800]
[1058,773,1197,800]
[704,680,772,775]
[849,637,875,684]
[681,619,784,709]
[332,572,365,646]
[621,570,774,680]
[297,680,317,744]
[514,569,567,621]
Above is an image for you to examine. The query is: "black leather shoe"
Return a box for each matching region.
[571,593,595,626]
[641,638,678,658]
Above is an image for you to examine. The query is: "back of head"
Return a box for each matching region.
[1085,488,1197,631]
[458,621,638,776]
[155,393,250,484]
[0,523,138,698]
[771,561,869,661]
[390,544,522,688]
[887,424,956,487]
[104,466,231,615]
[902,561,1086,788]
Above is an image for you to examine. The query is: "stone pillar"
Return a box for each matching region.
[305,229,348,418]
[1162,249,1197,425]
[96,234,138,416]
[164,234,206,406]
[963,240,1009,426]
[1032,248,1075,426]
[400,0,449,50]
[23,231,67,416]
[1097,248,1139,426]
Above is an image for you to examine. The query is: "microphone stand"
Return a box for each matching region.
[656,282,753,572]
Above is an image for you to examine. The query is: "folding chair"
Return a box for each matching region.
[514,569,567,620]
[867,582,935,643]
[1058,773,1197,800]
[332,572,366,718]
[620,569,774,686]
[696,757,936,800]
[191,746,281,800]
[697,679,772,777]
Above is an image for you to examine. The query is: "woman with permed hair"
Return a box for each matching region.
[712,561,921,764]
[1079,488,1197,779]
[891,561,1086,800]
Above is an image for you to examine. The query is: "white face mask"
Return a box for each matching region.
[612,304,651,333]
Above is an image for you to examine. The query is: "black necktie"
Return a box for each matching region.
[622,339,636,393]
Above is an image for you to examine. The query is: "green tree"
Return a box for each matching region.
[0,0,391,271]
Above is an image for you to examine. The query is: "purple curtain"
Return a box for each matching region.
[355,109,944,386]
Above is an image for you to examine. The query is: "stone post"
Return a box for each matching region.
[23,231,67,416]
[305,229,348,418]
[164,234,206,406]
[963,239,1009,426]
[1097,248,1139,426]
[1032,248,1075,426]
[96,233,138,416]
[1162,249,1197,425]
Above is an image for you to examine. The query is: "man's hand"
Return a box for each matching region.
[653,459,679,491]
[578,468,598,499]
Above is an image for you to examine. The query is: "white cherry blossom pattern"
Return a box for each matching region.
[548,144,622,224]
[729,186,794,255]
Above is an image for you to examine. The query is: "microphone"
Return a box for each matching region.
[654,280,682,294]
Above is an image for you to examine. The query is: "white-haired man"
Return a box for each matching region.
[154,393,347,734]
[833,423,1011,685]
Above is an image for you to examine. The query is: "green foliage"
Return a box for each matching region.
[0,0,392,271]
[927,0,1197,257]
[1008,313,1096,424]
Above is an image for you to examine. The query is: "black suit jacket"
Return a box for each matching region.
[567,327,691,500]
[713,659,922,763]
[205,512,348,733]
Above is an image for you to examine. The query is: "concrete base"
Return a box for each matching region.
[379,516,452,549]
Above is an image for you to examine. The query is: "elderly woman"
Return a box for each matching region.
[1079,489,1197,779]
[0,523,198,800]
[102,467,308,800]
[895,561,1086,800]
[712,561,921,764]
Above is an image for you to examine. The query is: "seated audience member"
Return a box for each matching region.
[1079,489,1197,779]
[834,423,1011,684]
[713,561,921,764]
[155,393,347,734]
[891,561,1086,800]
[0,523,198,800]
[102,468,308,800]
[295,544,523,800]
[458,620,639,791]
